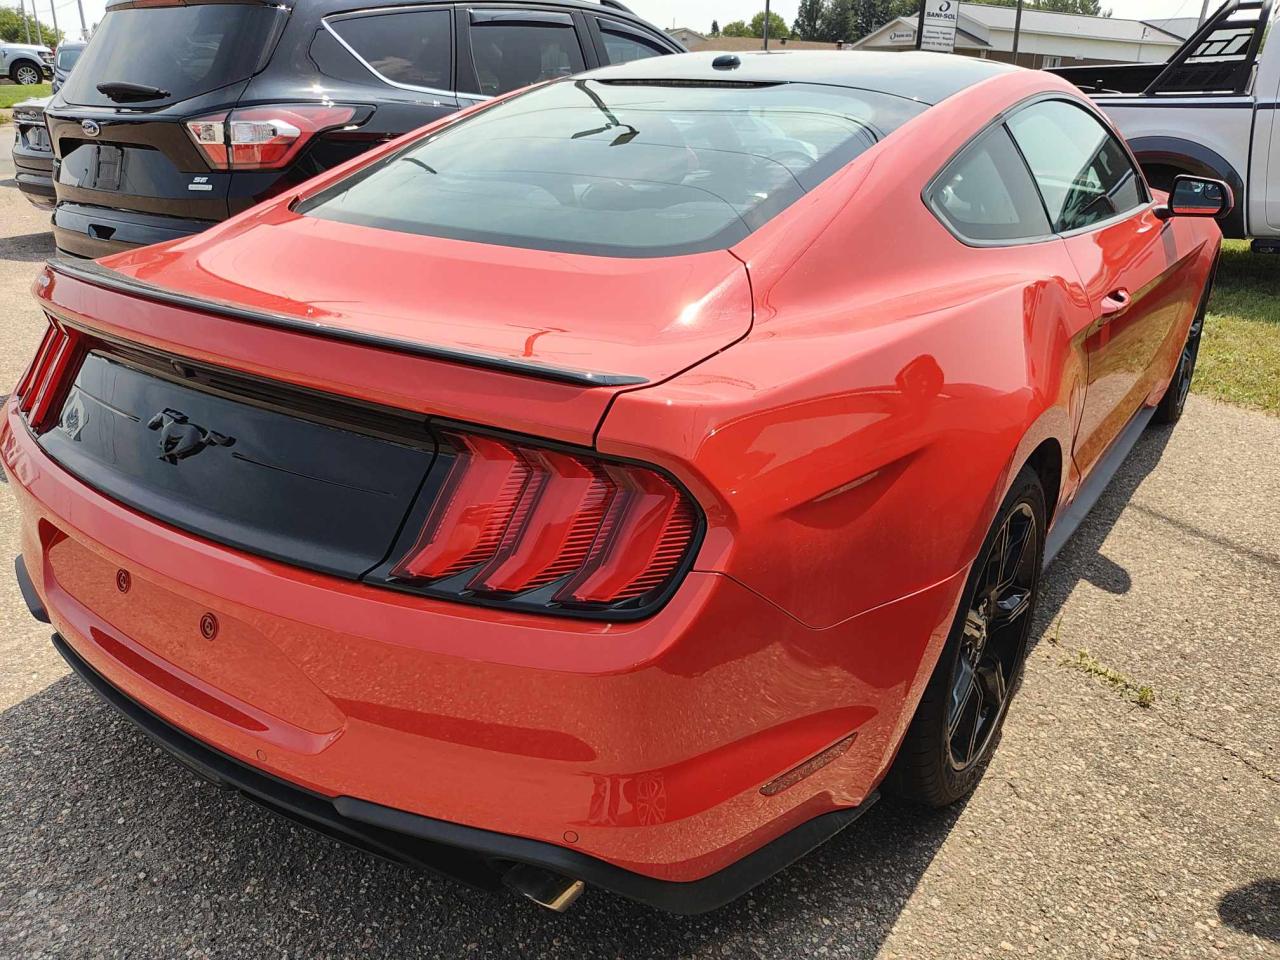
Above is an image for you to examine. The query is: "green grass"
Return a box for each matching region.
[1198,239,1280,415]
[0,83,52,109]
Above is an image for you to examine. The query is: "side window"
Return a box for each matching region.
[930,126,1052,243]
[597,21,668,64]
[468,12,585,96]
[329,9,453,91]
[1007,99,1146,233]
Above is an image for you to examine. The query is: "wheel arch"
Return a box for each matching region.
[1128,135,1247,239]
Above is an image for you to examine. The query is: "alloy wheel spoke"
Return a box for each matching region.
[977,656,1007,709]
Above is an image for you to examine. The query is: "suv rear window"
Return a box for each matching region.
[61,3,285,107]
[299,78,925,257]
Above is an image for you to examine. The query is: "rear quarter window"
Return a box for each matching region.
[327,10,454,91]
[929,125,1052,243]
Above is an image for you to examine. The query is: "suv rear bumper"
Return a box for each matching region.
[53,202,215,258]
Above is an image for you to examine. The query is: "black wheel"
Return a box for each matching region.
[10,61,43,85]
[885,467,1046,807]
[1154,280,1209,425]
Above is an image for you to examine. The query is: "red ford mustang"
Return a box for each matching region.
[5,51,1227,913]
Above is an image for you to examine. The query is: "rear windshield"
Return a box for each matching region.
[61,3,284,107]
[298,78,926,257]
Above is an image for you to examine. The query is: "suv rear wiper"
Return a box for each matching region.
[96,81,171,102]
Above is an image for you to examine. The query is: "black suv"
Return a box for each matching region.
[43,0,681,258]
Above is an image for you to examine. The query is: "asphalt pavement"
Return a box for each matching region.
[0,126,1276,960]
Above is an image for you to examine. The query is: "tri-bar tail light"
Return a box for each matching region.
[14,321,83,433]
[377,431,702,618]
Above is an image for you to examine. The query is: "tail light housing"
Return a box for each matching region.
[378,431,701,618]
[185,104,361,170]
[14,320,83,434]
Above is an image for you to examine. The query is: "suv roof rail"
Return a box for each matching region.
[598,0,635,13]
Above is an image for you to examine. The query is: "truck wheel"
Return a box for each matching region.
[10,61,44,85]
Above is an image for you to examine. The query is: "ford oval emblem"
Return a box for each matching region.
[81,119,100,137]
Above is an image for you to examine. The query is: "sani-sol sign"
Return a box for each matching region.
[919,0,958,53]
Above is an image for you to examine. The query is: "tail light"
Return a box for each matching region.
[14,321,83,433]
[382,432,700,617]
[185,105,360,170]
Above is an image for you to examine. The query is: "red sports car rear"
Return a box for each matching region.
[4,51,1224,911]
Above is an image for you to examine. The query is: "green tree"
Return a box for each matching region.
[750,10,791,38]
[816,0,855,42]
[710,18,721,35]
[969,0,1111,14]
[721,19,752,36]
[0,8,62,46]
[852,0,893,39]
[792,0,824,39]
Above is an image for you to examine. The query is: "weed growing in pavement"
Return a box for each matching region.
[1060,648,1157,708]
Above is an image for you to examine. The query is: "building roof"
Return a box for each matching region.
[957,3,1186,43]
[587,49,1020,104]
[1142,16,1201,39]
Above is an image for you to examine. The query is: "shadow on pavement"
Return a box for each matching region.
[1031,420,1176,647]
[0,230,54,265]
[1218,878,1279,943]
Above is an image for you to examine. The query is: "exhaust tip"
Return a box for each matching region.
[502,863,586,913]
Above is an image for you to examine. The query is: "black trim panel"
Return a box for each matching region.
[52,630,878,914]
[45,257,648,389]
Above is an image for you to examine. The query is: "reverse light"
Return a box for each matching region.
[185,105,359,170]
[387,432,700,616]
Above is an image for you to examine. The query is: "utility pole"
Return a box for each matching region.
[763,0,771,49]
[1011,0,1024,62]
[1198,0,1212,22]
[48,0,61,45]
[32,0,44,47]
[19,0,33,43]
[75,0,87,38]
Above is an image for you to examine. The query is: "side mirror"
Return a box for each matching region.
[1155,175,1234,221]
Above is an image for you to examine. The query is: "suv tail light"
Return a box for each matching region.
[185,105,360,170]
[381,431,700,617]
[15,321,83,433]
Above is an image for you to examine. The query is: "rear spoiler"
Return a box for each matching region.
[44,258,648,389]
[1049,0,1272,97]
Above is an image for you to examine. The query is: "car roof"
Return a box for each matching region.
[586,50,1021,105]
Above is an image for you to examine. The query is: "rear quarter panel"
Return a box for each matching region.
[599,72,1098,631]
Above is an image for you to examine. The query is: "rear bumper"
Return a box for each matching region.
[53,202,215,259]
[13,144,54,208]
[49,628,877,913]
[3,395,964,903]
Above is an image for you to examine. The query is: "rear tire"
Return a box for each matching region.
[10,61,43,85]
[1154,273,1211,426]
[885,466,1046,807]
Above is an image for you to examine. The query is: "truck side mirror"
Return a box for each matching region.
[1155,175,1233,220]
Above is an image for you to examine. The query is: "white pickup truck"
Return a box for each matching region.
[1051,0,1280,250]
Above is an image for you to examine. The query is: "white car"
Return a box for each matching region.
[1,42,53,85]
[1052,0,1280,250]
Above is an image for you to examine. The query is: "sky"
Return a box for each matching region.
[15,0,1219,43]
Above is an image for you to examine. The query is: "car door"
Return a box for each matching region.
[457,8,588,99]
[1008,98,1185,479]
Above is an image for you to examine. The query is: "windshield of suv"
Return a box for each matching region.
[56,45,83,71]
[61,3,285,107]
[299,78,926,257]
